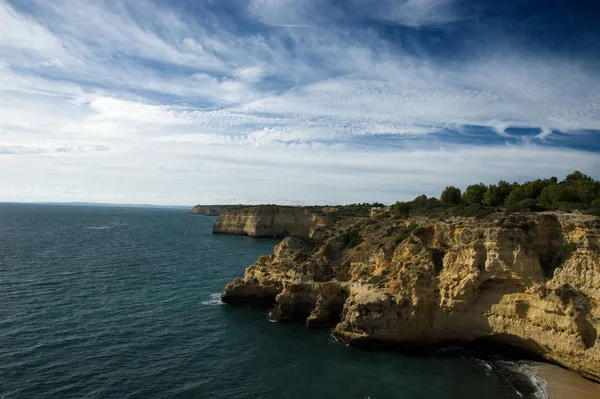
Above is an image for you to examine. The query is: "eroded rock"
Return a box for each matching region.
[212,205,329,238]
[221,211,600,381]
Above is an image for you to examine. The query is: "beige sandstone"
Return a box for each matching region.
[188,205,243,216]
[212,205,329,237]
[222,211,600,381]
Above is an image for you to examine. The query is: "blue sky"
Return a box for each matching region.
[1,0,599,205]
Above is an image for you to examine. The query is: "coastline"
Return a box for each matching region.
[533,363,600,399]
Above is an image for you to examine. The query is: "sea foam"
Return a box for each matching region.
[201,293,224,306]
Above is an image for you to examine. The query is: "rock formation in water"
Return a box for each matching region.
[222,210,600,381]
[212,205,330,238]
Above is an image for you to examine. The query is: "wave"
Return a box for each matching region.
[492,360,548,399]
[84,222,128,230]
[476,359,494,375]
[200,293,224,306]
[514,362,548,399]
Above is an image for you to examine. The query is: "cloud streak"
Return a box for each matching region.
[0,0,598,205]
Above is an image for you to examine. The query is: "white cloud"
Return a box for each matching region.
[248,0,312,28]
[0,143,598,205]
[248,0,464,29]
[0,0,598,205]
[369,0,464,27]
[0,1,67,63]
[0,143,109,155]
[233,66,267,83]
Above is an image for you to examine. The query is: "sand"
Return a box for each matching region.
[534,363,600,399]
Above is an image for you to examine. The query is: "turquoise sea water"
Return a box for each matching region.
[0,204,544,398]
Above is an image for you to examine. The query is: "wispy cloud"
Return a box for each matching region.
[0,0,598,204]
[360,0,465,27]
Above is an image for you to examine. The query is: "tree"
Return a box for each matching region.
[572,179,599,204]
[505,188,525,207]
[425,197,443,208]
[505,179,553,207]
[564,171,590,184]
[412,194,428,205]
[483,185,500,206]
[462,183,487,205]
[483,180,512,207]
[537,184,577,207]
[391,201,411,217]
[537,186,553,207]
[509,198,540,212]
[521,179,552,200]
[390,170,599,217]
[441,186,461,206]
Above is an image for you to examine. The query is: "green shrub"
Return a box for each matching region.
[586,207,600,217]
[412,194,428,205]
[391,201,411,217]
[347,237,363,248]
[387,170,600,218]
[483,180,513,206]
[508,198,543,212]
[412,226,425,236]
[344,231,363,248]
[451,203,494,219]
[462,183,487,204]
[441,186,461,206]
[329,203,385,218]
[505,189,526,207]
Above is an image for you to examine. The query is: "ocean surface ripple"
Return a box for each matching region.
[0,204,544,398]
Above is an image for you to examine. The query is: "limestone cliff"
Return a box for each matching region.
[212,205,329,238]
[189,205,244,216]
[222,211,600,381]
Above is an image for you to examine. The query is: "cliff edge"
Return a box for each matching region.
[189,205,245,216]
[222,210,600,381]
[212,205,329,238]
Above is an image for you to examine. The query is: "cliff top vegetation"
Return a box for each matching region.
[391,171,600,219]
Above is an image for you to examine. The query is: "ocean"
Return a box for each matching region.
[0,203,545,398]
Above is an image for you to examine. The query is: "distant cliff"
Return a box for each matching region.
[212,205,329,238]
[222,210,600,381]
[188,205,246,216]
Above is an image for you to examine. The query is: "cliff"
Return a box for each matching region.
[212,205,329,238]
[189,205,245,216]
[222,210,600,381]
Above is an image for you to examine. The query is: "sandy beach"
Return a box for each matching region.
[533,363,600,399]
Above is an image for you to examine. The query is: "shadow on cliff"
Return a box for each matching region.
[530,214,567,279]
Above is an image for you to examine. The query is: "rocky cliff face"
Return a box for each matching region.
[212,206,328,238]
[189,205,242,216]
[222,211,600,381]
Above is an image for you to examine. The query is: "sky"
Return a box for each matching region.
[1,0,599,206]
